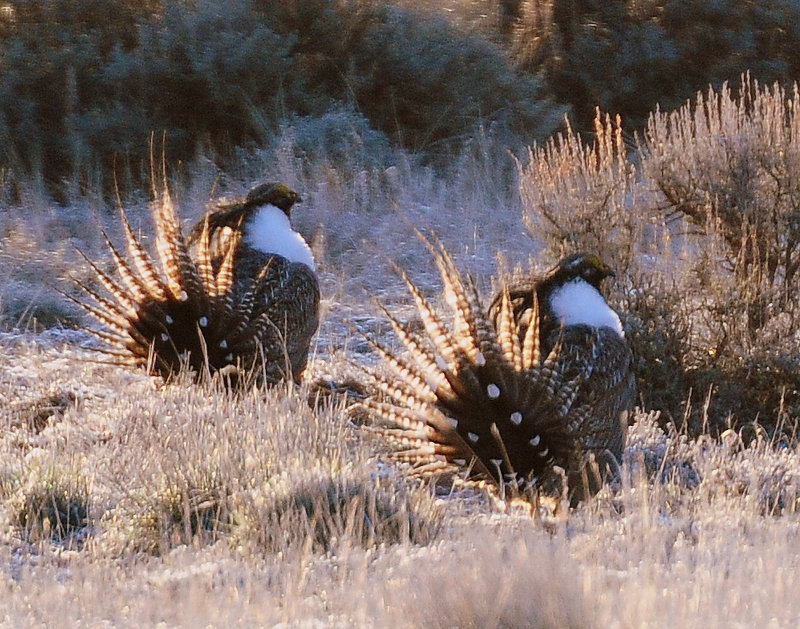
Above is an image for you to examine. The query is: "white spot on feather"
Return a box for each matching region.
[530,435,541,446]
[165,315,174,325]
[245,204,315,271]
[160,333,169,342]
[447,417,458,428]
[468,431,479,443]
[179,291,188,302]
[453,458,467,466]
[199,316,208,327]
[549,278,623,336]
[487,384,500,399]
[219,339,228,349]
[510,412,523,425]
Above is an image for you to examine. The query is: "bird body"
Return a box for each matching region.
[189,183,320,382]
[74,182,319,386]
[490,253,634,497]
[360,244,634,504]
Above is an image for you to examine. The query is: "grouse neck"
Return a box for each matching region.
[244,204,315,271]
[548,278,623,336]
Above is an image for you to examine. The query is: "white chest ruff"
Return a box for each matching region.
[548,279,624,337]
[244,205,316,271]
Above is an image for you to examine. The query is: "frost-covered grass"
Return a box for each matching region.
[4,80,800,626]
[2,333,800,627]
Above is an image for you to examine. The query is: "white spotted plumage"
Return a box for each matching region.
[72,182,320,387]
[357,241,635,504]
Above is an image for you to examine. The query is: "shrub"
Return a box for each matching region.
[509,0,800,133]
[519,87,800,436]
[5,459,91,545]
[518,110,647,276]
[638,76,800,435]
[643,77,800,332]
[0,0,560,197]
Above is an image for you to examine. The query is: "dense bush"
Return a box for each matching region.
[509,0,800,132]
[520,78,800,437]
[644,79,800,326]
[518,111,644,275]
[0,0,558,198]
[639,77,800,435]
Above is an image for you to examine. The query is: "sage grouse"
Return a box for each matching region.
[75,183,319,385]
[360,244,635,503]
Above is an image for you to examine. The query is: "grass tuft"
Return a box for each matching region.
[5,458,91,546]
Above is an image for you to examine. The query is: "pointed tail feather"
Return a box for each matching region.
[359,234,586,492]
[73,190,317,386]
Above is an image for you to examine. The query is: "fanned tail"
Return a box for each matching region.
[357,235,586,492]
[73,189,317,386]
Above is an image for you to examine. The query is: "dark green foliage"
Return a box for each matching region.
[337,7,551,153]
[6,0,800,197]
[0,0,557,197]
[255,0,554,152]
[0,0,294,195]
[511,0,800,132]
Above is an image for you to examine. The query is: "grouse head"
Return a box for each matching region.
[542,253,615,292]
[244,182,302,217]
[491,253,622,345]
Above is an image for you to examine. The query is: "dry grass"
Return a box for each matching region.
[5,79,800,627]
[2,333,800,627]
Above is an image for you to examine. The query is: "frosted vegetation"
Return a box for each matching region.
[3,0,800,625]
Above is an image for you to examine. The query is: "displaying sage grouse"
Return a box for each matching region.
[359,243,634,504]
[74,183,319,385]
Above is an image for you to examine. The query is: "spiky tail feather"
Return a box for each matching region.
[357,235,589,495]
[71,190,298,386]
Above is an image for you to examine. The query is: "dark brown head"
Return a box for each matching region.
[244,182,302,217]
[541,253,615,293]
